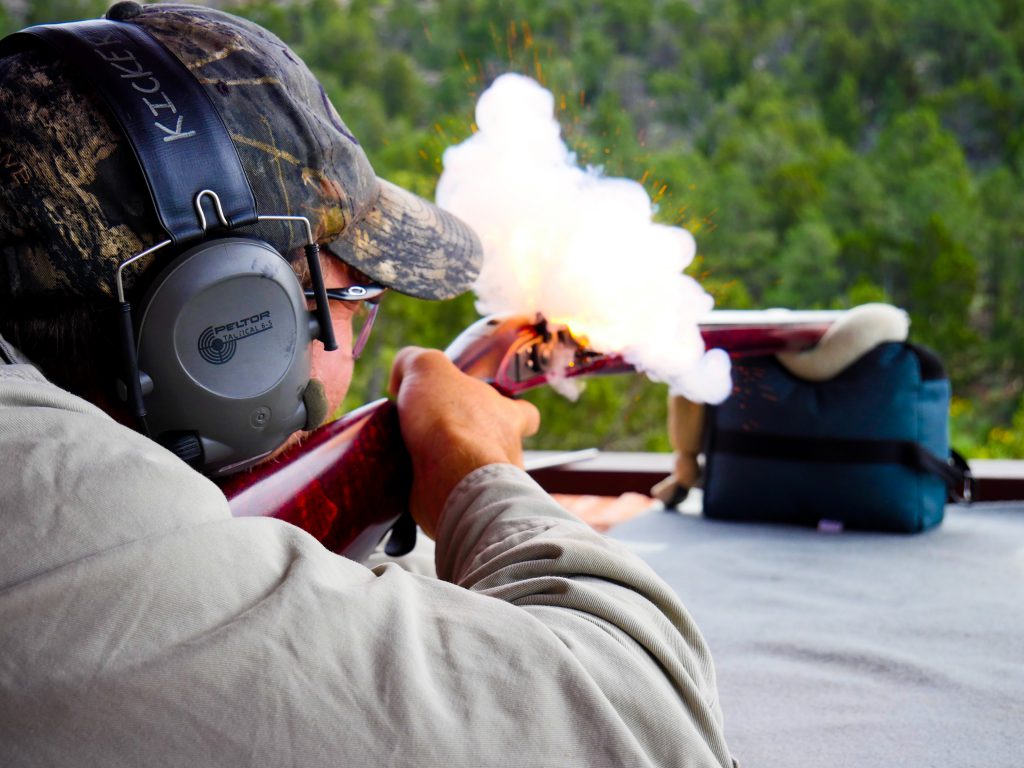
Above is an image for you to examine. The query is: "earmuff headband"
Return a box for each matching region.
[2,20,258,242]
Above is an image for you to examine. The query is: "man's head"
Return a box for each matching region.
[0,2,482,471]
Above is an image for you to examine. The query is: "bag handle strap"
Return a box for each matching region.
[940,449,974,503]
[714,430,974,503]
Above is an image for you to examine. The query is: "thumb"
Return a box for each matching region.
[512,398,541,438]
[388,346,428,397]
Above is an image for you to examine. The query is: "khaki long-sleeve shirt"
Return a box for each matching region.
[0,363,733,767]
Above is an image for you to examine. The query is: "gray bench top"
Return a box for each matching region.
[611,502,1024,768]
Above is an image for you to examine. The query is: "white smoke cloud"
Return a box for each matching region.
[436,73,731,404]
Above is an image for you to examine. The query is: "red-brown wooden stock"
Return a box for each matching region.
[220,398,408,562]
[218,314,836,561]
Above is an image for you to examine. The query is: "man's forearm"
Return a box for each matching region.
[436,463,734,768]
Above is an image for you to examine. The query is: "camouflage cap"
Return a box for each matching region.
[0,1,482,302]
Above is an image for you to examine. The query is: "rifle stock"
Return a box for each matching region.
[219,398,410,562]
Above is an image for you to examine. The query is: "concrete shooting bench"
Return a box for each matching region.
[529,454,1024,768]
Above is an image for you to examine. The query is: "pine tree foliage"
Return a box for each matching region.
[5,0,1023,455]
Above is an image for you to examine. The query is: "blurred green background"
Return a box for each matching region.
[8,0,1024,456]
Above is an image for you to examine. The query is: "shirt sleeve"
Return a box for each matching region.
[435,463,735,767]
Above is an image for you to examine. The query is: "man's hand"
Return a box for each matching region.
[389,347,540,538]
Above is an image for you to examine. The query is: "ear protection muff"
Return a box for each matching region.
[2,19,338,475]
[136,237,321,474]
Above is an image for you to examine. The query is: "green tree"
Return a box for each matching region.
[976,168,1024,374]
[765,218,843,308]
[17,0,1024,456]
[867,108,980,366]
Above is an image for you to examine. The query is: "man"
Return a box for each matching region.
[0,3,734,766]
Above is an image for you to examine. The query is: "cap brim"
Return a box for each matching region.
[326,179,483,300]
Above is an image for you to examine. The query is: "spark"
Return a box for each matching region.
[488,21,501,53]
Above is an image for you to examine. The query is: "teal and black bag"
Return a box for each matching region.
[701,342,971,533]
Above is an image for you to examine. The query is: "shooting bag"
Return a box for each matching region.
[701,342,971,533]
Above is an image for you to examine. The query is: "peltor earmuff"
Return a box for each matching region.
[136,237,319,473]
[1,19,338,475]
